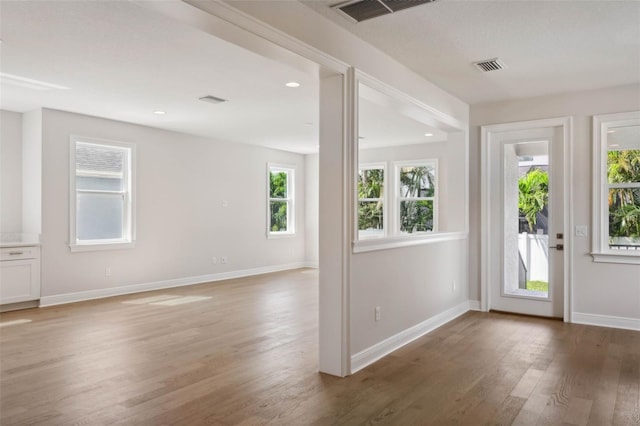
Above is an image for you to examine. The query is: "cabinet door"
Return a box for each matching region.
[0,259,40,304]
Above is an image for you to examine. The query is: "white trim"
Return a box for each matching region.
[39,262,310,307]
[480,117,573,321]
[353,231,467,253]
[573,312,640,331]
[350,301,470,374]
[69,241,135,253]
[591,252,640,264]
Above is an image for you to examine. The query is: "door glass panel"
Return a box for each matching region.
[504,141,550,299]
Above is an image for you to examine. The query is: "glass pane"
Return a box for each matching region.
[76,176,123,191]
[399,166,435,198]
[76,143,125,187]
[400,200,434,233]
[358,200,383,235]
[270,201,288,232]
[77,193,124,241]
[358,168,384,199]
[270,171,288,198]
[608,187,640,250]
[607,149,640,184]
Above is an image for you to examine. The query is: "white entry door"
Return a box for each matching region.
[482,121,568,318]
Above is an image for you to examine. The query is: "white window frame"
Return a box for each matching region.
[357,163,386,239]
[267,163,295,238]
[592,111,640,264]
[395,159,438,235]
[69,136,136,252]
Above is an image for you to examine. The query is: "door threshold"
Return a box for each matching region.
[489,309,563,321]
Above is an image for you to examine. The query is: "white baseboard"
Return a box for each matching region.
[40,262,310,307]
[468,300,481,311]
[572,312,640,331]
[350,301,471,374]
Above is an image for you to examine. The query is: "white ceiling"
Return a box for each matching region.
[302,0,640,104]
[0,1,320,153]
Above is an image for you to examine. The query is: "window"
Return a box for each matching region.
[397,161,437,233]
[358,164,385,239]
[70,137,135,251]
[268,164,295,236]
[592,111,640,264]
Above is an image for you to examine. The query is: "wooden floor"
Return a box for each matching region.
[1,269,639,425]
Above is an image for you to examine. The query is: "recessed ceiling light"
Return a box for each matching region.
[153,110,166,115]
[285,82,300,88]
[424,133,433,137]
[607,129,617,134]
[609,143,620,147]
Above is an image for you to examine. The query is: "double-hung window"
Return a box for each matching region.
[397,160,437,233]
[593,112,640,263]
[358,164,385,239]
[70,137,135,251]
[268,164,295,236]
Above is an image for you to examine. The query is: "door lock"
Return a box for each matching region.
[550,244,564,251]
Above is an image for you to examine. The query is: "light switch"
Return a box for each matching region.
[575,225,588,237]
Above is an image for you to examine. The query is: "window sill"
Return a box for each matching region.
[267,232,296,240]
[70,241,135,252]
[591,251,640,265]
[353,231,467,253]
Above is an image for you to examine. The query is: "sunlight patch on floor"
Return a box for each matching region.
[0,319,32,328]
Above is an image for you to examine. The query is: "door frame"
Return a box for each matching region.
[480,117,574,322]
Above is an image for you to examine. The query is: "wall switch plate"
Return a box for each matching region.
[575,225,588,237]
[212,257,218,265]
[105,267,112,277]
[222,200,229,208]
[374,306,381,321]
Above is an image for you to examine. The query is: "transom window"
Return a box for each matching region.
[267,164,295,236]
[70,137,135,251]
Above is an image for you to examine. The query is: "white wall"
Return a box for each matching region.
[1,110,23,233]
[22,109,42,235]
[39,108,307,299]
[470,83,640,321]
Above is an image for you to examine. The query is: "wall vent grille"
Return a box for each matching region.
[473,58,506,72]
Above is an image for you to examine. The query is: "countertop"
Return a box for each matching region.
[0,233,41,248]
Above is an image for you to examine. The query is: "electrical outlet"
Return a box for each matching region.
[221,256,228,264]
[105,267,112,277]
[212,257,218,265]
[374,306,381,321]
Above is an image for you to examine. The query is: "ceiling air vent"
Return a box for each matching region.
[333,0,436,23]
[199,95,227,104]
[473,58,506,72]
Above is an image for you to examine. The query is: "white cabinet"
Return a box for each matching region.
[0,246,41,304]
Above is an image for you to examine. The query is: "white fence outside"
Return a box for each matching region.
[518,233,548,282]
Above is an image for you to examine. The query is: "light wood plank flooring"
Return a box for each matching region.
[1,269,639,425]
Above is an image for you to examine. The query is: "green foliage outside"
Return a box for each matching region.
[358,169,384,232]
[526,280,548,292]
[270,171,288,232]
[399,166,435,233]
[608,149,640,243]
[518,168,548,233]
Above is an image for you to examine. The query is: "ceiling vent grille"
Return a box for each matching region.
[473,58,506,72]
[333,0,436,23]
[199,95,228,104]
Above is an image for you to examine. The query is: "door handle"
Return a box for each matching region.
[550,244,564,251]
